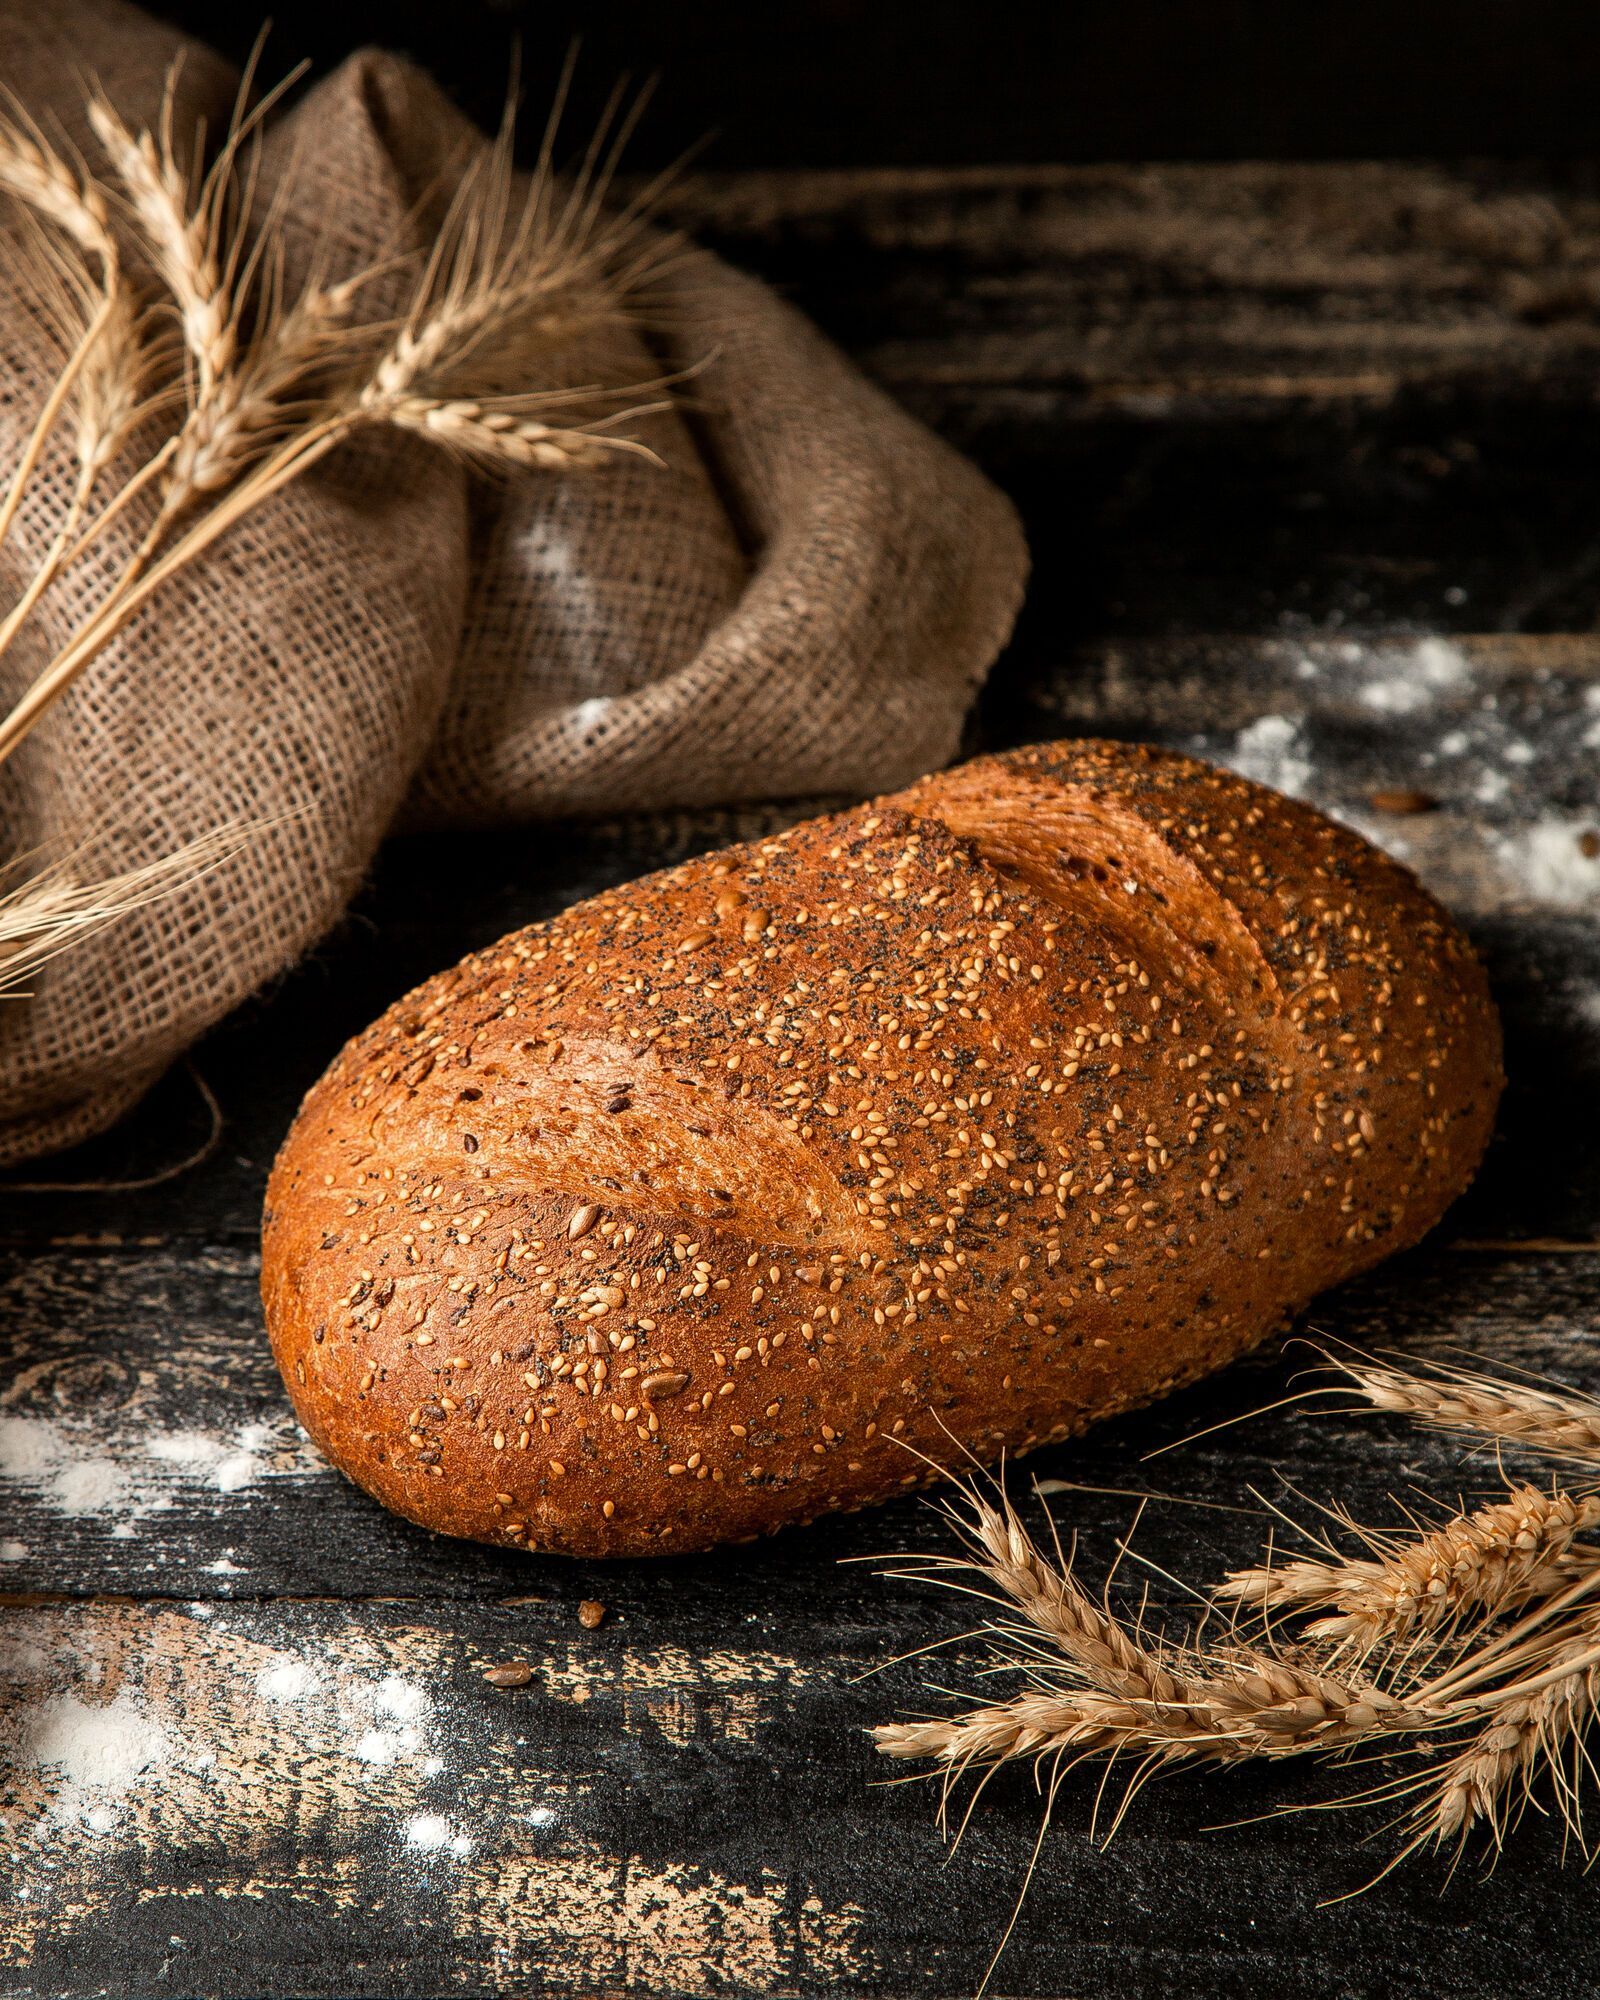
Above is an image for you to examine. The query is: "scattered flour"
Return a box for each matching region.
[257,1657,320,1703]
[1,1411,328,1528]
[340,1668,436,1775]
[146,1421,278,1494]
[1223,713,1313,798]
[1491,819,1600,909]
[0,1415,131,1518]
[11,1624,466,1865]
[374,1674,428,1722]
[0,1538,28,1561]
[0,1634,50,1682]
[1355,636,1471,715]
[250,1651,435,1773]
[405,1813,474,1858]
[355,1720,428,1766]
[1474,767,1512,805]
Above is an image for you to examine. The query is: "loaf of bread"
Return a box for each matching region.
[261,741,1502,1556]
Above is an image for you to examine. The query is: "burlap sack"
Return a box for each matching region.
[0,0,1026,1167]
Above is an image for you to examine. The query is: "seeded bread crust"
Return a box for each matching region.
[261,741,1503,1556]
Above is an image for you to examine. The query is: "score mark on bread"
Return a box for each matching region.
[334,1031,871,1254]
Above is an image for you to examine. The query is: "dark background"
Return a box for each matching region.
[15,7,1600,1998]
[149,0,1600,168]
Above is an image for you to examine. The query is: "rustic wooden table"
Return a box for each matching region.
[6,162,1600,1999]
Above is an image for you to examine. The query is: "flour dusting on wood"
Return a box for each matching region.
[0,1603,868,1990]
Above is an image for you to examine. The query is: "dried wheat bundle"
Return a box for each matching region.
[874,1349,1600,1974]
[0,62,666,773]
[0,13,1025,1171]
[0,60,669,1005]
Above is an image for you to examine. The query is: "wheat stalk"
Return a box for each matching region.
[87,87,236,398]
[0,159,123,554]
[878,1484,1414,1774]
[375,393,662,471]
[0,104,151,498]
[0,224,173,664]
[0,63,672,1040]
[1418,1617,1600,1854]
[1346,1356,1600,1468]
[0,104,117,260]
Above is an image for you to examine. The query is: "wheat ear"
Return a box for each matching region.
[1345,1357,1600,1468]
[0,225,172,664]
[1407,1607,1600,1855]
[0,820,273,998]
[357,73,644,413]
[0,111,155,606]
[88,87,235,396]
[0,140,119,554]
[0,103,117,260]
[1221,1484,1600,1656]
[878,1483,1412,1774]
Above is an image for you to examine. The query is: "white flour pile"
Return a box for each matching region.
[23,1691,191,1836]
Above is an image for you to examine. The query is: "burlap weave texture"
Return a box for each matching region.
[0,0,1027,1164]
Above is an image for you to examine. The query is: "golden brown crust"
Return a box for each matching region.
[261,741,1503,1556]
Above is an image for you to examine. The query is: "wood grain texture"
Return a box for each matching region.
[662,162,1600,407]
[5,160,1600,1999]
[141,1,1600,171]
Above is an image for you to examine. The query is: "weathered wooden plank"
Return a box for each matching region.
[0,1599,875,1998]
[662,164,1600,646]
[9,1422,1600,2000]
[159,4,1600,174]
[976,400,1600,641]
[666,163,1600,404]
[5,1241,1599,1603]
